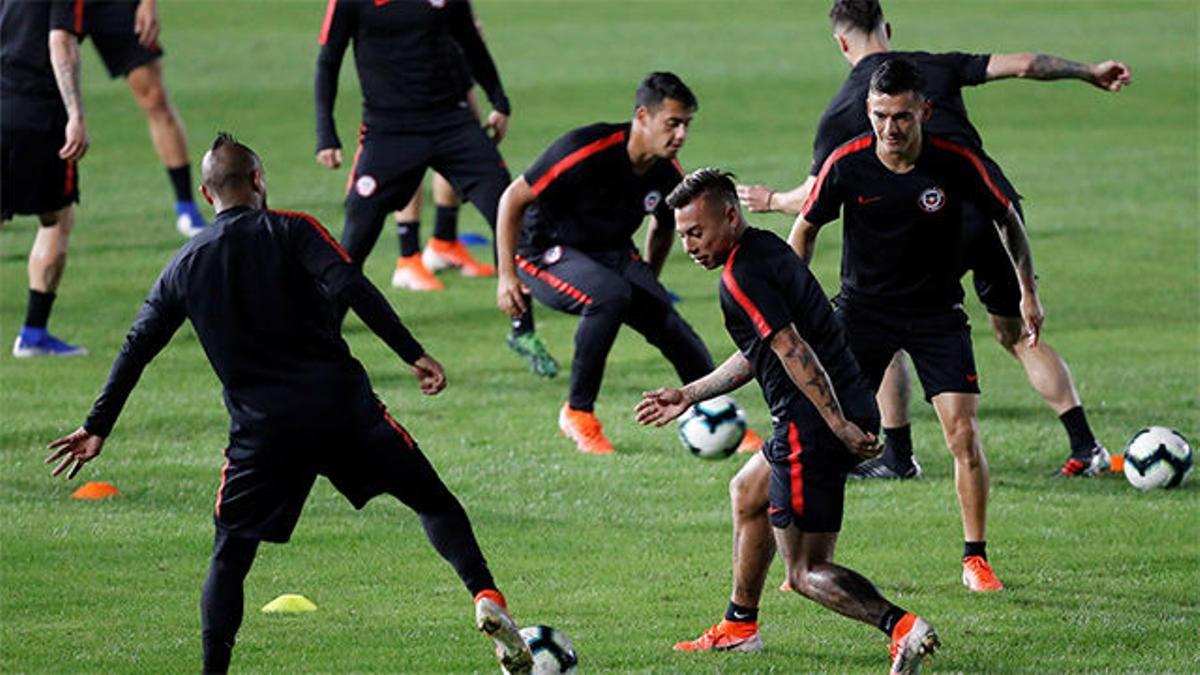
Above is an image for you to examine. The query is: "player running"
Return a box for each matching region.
[44,134,534,675]
[638,168,939,674]
[3,0,89,357]
[315,0,557,377]
[64,0,206,236]
[496,73,761,455]
[739,0,1129,479]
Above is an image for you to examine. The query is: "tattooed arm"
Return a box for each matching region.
[48,30,88,161]
[635,351,753,427]
[769,325,878,458]
[993,204,1044,347]
[986,53,1131,92]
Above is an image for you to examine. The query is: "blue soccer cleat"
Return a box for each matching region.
[12,327,87,358]
[176,201,208,238]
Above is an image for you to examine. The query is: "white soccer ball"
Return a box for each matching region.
[1122,426,1193,490]
[678,395,747,460]
[508,625,577,675]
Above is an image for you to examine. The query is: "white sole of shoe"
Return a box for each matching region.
[892,622,940,675]
[475,598,532,675]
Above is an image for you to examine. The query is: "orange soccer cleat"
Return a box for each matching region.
[558,404,614,455]
[962,555,1004,592]
[737,428,764,453]
[391,253,444,291]
[673,619,762,653]
[888,613,940,674]
[423,238,495,277]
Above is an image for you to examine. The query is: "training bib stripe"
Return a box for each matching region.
[801,133,873,219]
[721,245,772,339]
[928,136,1011,210]
[529,130,625,196]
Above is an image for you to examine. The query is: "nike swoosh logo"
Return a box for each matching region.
[856,195,882,205]
[768,506,784,515]
[731,611,751,620]
[966,374,978,382]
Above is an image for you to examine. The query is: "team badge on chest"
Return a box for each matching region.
[918,186,946,213]
[644,190,662,213]
[355,174,378,198]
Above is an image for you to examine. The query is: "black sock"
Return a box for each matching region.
[432,206,459,242]
[24,289,55,329]
[725,601,758,623]
[397,220,420,258]
[167,164,194,204]
[510,304,535,335]
[963,541,987,560]
[882,424,913,464]
[201,530,260,674]
[1059,406,1097,457]
[878,605,908,636]
[414,492,497,597]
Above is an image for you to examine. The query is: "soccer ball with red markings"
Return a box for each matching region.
[1122,426,1192,490]
[678,396,747,460]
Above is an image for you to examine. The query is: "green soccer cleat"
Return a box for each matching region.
[506,331,560,378]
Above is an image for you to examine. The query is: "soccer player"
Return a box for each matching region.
[637,168,939,674]
[738,0,1129,478]
[496,73,761,455]
[64,0,206,236]
[390,171,476,291]
[315,0,557,377]
[44,134,534,675]
[3,0,89,357]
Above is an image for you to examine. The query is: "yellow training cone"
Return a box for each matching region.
[261,593,318,614]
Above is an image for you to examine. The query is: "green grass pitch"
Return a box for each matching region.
[2,0,1197,672]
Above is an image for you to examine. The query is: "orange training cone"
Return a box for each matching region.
[71,481,120,500]
[1109,454,1124,473]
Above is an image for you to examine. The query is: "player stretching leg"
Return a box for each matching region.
[45,135,533,675]
[738,0,1129,477]
[638,169,938,673]
[3,3,90,357]
[315,0,557,377]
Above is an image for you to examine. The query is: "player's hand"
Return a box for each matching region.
[829,420,880,460]
[496,272,528,318]
[133,0,160,49]
[59,116,89,162]
[635,387,692,427]
[316,147,343,170]
[1090,60,1132,92]
[1020,290,1044,348]
[46,427,105,479]
[485,111,508,144]
[410,354,447,395]
[736,184,775,213]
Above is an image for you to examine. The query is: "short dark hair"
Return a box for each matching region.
[203,132,261,192]
[666,168,738,212]
[868,57,926,99]
[634,71,698,114]
[829,0,884,34]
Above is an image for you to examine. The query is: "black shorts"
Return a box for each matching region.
[342,116,509,263]
[962,159,1024,318]
[212,408,441,543]
[764,415,877,532]
[79,0,163,78]
[1,122,80,221]
[515,245,674,314]
[837,299,980,401]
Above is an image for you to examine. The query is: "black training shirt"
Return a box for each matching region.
[720,227,873,435]
[84,207,425,444]
[810,51,990,177]
[315,0,509,150]
[801,133,1012,312]
[0,0,73,130]
[518,122,683,256]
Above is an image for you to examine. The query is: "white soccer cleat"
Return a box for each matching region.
[889,613,940,674]
[474,591,533,675]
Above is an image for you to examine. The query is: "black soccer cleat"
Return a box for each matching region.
[849,456,923,480]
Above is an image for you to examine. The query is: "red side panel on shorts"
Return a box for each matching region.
[720,245,772,338]
[801,133,873,219]
[529,130,625,196]
[318,0,338,45]
[515,255,593,306]
[271,209,352,262]
[214,449,230,517]
[787,422,805,516]
[928,136,1012,210]
[378,402,415,448]
[73,0,84,33]
[63,160,76,196]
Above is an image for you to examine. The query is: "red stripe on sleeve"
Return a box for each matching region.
[318,0,338,45]
[787,422,805,516]
[928,136,1011,210]
[73,0,84,33]
[273,209,353,263]
[800,134,873,219]
[530,130,625,196]
[720,244,772,339]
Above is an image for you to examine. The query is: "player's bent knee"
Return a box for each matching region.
[989,314,1024,352]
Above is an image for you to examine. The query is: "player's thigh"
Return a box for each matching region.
[835,301,901,393]
[429,121,509,225]
[763,423,852,535]
[322,414,454,514]
[1,123,79,221]
[516,246,628,315]
[213,444,317,544]
[904,309,981,402]
[343,133,432,260]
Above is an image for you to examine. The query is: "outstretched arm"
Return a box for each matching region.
[636,351,753,426]
[986,53,1131,91]
[48,29,88,161]
[993,205,1044,347]
[737,176,815,216]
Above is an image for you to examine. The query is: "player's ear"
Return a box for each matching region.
[836,33,849,54]
[920,99,932,122]
[884,21,892,41]
[252,169,266,194]
[199,184,214,206]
